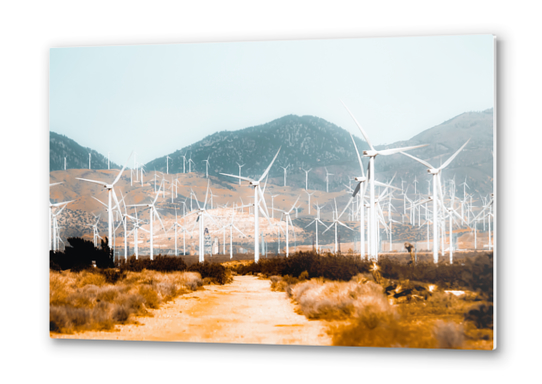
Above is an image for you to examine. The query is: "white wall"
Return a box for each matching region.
[1,1,539,382]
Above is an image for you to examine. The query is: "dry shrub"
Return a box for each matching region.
[286,274,466,349]
[290,278,388,320]
[433,320,465,349]
[76,270,107,288]
[270,276,289,292]
[50,270,202,334]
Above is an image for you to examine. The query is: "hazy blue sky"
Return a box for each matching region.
[50,34,494,165]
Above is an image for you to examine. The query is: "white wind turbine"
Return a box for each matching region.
[77,152,133,253]
[181,153,187,173]
[342,101,427,260]
[302,168,312,190]
[305,202,326,254]
[272,195,300,257]
[203,156,210,178]
[184,180,218,262]
[304,189,314,215]
[50,200,73,252]
[127,185,165,260]
[323,198,353,254]
[219,210,248,258]
[348,132,368,260]
[236,162,245,186]
[168,207,189,257]
[280,164,289,187]
[221,148,281,263]
[324,167,333,193]
[86,214,102,247]
[188,156,195,173]
[401,139,470,263]
[126,208,147,259]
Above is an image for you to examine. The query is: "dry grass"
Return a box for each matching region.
[50,270,202,334]
[285,274,490,349]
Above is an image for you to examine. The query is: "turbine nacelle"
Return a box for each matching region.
[363,150,378,157]
[249,180,260,187]
[428,169,440,175]
[354,176,367,182]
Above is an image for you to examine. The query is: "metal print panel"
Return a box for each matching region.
[49,34,495,349]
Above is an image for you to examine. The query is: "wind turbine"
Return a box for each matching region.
[400,139,470,263]
[50,200,73,252]
[166,156,171,174]
[77,151,133,260]
[323,198,353,254]
[219,210,248,258]
[127,184,165,260]
[203,156,210,178]
[302,168,312,190]
[188,157,195,173]
[325,167,333,193]
[168,208,189,256]
[236,163,245,186]
[348,132,368,260]
[272,195,300,257]
[221,147,281,263]
[126,208,147,259]
[342,101,428,260]
[281,164,289,187]
[184,180,218,262]
[181,153,187,173]
[304,189,314,214]
[305,202,326,254]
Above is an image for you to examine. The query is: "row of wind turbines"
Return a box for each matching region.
[50,102,494,264]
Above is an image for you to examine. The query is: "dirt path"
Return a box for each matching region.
[52,276,331,346]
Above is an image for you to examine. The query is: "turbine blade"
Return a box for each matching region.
[258,147,282,182]
[400,151,433,169]
[76,178,106,187]
[350,133,365,176]
[378,144,428,156]
[439,139,471,171]
[220,173,253,183]
[112,151,134,186]
[341,100,374,150]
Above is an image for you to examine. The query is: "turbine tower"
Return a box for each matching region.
[325,167,333,193]
[236,162,245,186]
[401,139,470,263]
[77,152,133,261]
[302,168,312,190]
[281,164,289,187]
[342,101,427,260]
[221,147,281,263]
[127,184,165,260]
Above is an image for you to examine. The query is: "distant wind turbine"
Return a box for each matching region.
[221,147,281,263]
[77,151,133,261]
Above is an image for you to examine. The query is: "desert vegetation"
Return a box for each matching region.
[238,251,493,349]
[50,268,202,334]
[50,237,233,334]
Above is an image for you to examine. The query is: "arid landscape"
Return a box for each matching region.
[49,35,495,350]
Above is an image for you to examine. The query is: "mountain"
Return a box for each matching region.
[50,132,120,172]
[145,109,494,197]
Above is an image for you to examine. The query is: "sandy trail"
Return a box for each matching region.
[52,276,331,346]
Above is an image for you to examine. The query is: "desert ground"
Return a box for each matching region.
[51,275,331,345]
